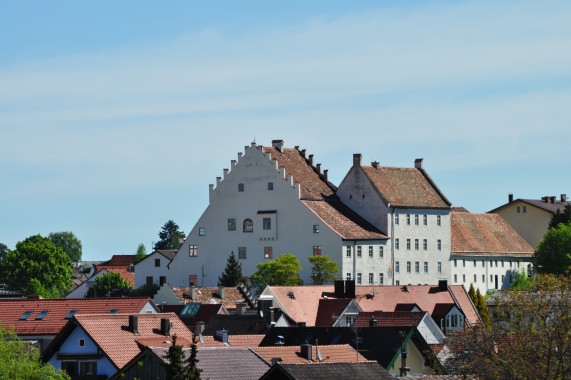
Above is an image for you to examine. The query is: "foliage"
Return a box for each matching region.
[249,253,302,294]
[534,222,571,276]
[87,272,133,298]
[549,204,571,229]
[25,279,62,299]
[154,220,185,250]
[0,243,9,260]
[218,251,246,287]
[130,283,160,298]
[468,283,476,302]
[48,231,82,262]
[445,274,571,379]
[0,235,73,297]
[0,324,70,379]
[164,334,201,380]
[186,333,202,379]
[512,268,533,290]
[474,288,490,326]
[133,243,147,264]
[307,255,339,284]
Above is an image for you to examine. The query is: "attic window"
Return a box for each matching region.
[35,310,49,320]
[20,311,33,321]
[65,310,78,319]
[109,309,119,314]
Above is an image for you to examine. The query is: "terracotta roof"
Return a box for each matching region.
[203,314,270,335]
[95,255,135,270]
[451,206,469,213]
[451,212,534,257]
[302,200,388,240]
[262,146,336,200]
[362,165,451,209]
[353,311,426,327]
[103,267,135,286]
[268,284,480,326]
[195,334,265,347]
[252,344,372,364]
[265,362,393,380]
[172,287,246,308]
[72,313,193,369]
[0,297,154,335]
[315,299,353,326]
[159,303,224,329]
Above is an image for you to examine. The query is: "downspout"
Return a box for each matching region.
[353,240,357,281]
[391,206,395,285]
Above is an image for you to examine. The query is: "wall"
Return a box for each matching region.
[495,201,551,249]
[134,252,172,288]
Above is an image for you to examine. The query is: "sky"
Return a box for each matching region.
[1,1,570,262]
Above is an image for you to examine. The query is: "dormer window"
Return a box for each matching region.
[243,219,253,232]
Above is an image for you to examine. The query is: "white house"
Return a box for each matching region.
[133,250,176,288]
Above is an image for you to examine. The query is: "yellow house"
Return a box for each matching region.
[489,194,570,250]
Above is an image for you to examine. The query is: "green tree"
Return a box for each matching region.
[87,272,133,298]
[133,243,147,264]
[468,283,476,303]
[307,255,339,284]
[250,253,302,294]
[48,231,82,262]
[549,204,571,229]
[0,243,9,260]
[0,325,70,379]
[164,335,186,380]
[512,268,533,290]
[130,283,160,298]
[0,235,73,297]
[475,288,490,326]
[154,220,185,250]
[218,251,246,286]
[534,222,571,276]
[186,333,202,380]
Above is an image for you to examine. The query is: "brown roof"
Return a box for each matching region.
[362,165,451,209]
[101,267,135,286]
[490,197,571,214]
[451,212,534,256]
[352,311,426,327]
[0,297,154,335]
[96,255,135,270]
[262,146,336,200]
[252,344,372,364]
[172,287,246,308]
[315,299,353,326]
[302,200,388,240]
[196,334,266,347]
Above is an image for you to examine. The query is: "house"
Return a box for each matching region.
[159,302,227,331]
[144,140,388,287]
[111,346,270,380]
[259,362,393,380]
[0,297,157,353]
[314,298,362,327]
[450,209,534,293]
[133,250,176,288]
[44,313,192,379]
[489,193,570,249]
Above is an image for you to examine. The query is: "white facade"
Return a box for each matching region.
[134,251,174,288]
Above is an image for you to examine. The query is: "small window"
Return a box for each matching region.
[65,310,78,319]
[346,273,351,280]
[407,262,411,273]
[346,246,351,257]
[80,362,97,376]
[423,239,427,251]
[79,339,85,347]
[437,215,441,226]
[463,274,466,283]
[35,310,49,320]
[243,219,253,232]
[189,245,198,256]
[463,260,466,267]
[313,246,321,256]
[395,214,399,225]
[517,206,521,213]
[423,215,427,226]
[424,262,428,273]
[501,260,504,267]
[238,247,247,259]
[415,262,419,273]
[357,273,362,285]
[238,183,244,192]
[189,275,198,286]
[473,259,476,267]
[264,247,273,259]
[109,309,118,314]
[407,214,411,225]
[406,239,411,250]
[438,262,442,273]
[146,276,153,285]
[396,280,400,285]
[155,258,160,267]
[437,239,442,251]
[199,227,205,236]
[395,261,400,273]
[474,274,477,283]
[267,182,274,190]
[454,259,457,267]
[415,214,419,226]
[228,218,236,231]
[313,224,319,233]
[357,246,362,257]
[379,273,384,285]
[160,276,166,285]
[523,206,527,213]
[379,246,384,258]
[395,239,400,250]
[368,273,374,284]
[368,246,373,257]
[20,311,33,321]
[263,218,271,230]
[414,239,419,250]
[454,274,458,283]
[482,274,485,282]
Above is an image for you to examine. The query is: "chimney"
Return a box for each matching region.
[190,286,196,302]
[323,169,328,181]
[194,321,205,335]
[371,161,379,169]
[316,163,321,173]
[272,140,284,152]
[161,318,171,336]
[550,196,556,203]
[217,286,225,300]
[369,316,378,327]
[236,302,246,315]
[301,344,313,361]
[562,194,567,202]
[301,149,306,158]
[353,153,362,167]
[308,154,314,166]
[438,280,448,291]
[215,329,228,344]
[129,315,139,335]
[508,194,514,203]
[345,280,356,298]
[334,280,345,298]
[542,196,549,203]
[414,158,423,170]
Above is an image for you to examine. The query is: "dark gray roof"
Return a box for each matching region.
[156,250,177,261]
[490,197,571,214]
[261,362,393,380]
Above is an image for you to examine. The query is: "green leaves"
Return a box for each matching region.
[155,220,185,250]
[308,255,339,285]
[87,272,133,298]
[48,231,82,262]
[250,253,302,294]
[218,251,246,287]
[534,222,571,276]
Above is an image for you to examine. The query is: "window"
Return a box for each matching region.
[65,310,78,320]
[495,259,498,267]
[438,262,442,273]
[313,224,319,233]
[199,227,205,236]
[501,260,504,267]
[463,260,466,267]
[369,273,374,284]
[263,218,271,230]
[238,247,247,259]
[406,239,411,250]
[313,246,321,256]
[346,273,351,280]
[35,311,50,321]
[80,362,97,376]
[490,275,493,282]
[437,215,441,226]
[415,214,419,226]
[407,214,411,225]
[395,214,399,225]
[482,274,485,283]
[396,280,400,285]
[396,262,400,273]
[79,338,85,347]
[146,276,153,285]
[407,262,411,273]
[424,262,428,273]
[474,274,477,283]
[482,260,485,267]
[160,276,166,285]
[415,261,420,273]
[454,259,457,267]
[189,245,198,256]
[62,361,78,377]
[517,206,521,213]
[238,183,244,192]
[264,247,273,259]
[415,239,419,250]
[189,275,198,286]
[437,239,442,251]
[228,218,236,231]
[346,246,351,257]
[19,311,33,321]
[510,260,512,268]
[454,274,457,283]
[357,246,362,257]
[473,259,476,267]
[395,239,400,250]
[523,206,527,213]
[379,246,384,258]
[423,215,428,225]
[463,274,466,283]
[368,246,373,257]
[109,309,118,314]
[155,258,160,267]
[379,273,384,285]
[267,182,274,190]
[243,219,253,232]
[357,273,362,285]
[345,315,356,326]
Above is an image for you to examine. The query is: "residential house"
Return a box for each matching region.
[259,362,393,380]
[451,209,534,293]
[314,298,362,327]
[159,302,227,331]
[133,250,176,288]
[489,193,570,249]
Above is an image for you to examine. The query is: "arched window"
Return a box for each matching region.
[243,219,253,233]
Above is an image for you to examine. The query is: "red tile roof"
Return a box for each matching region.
[262,146,336,200]
[451,212,534,257]
[315,299,353,326]
[362,165,451,209]
[252,344,372,364]
[196,334,265,347]
[352,311,426,327]
[0,297,154,335]
[95,255,135,270]
[172,287,246,308]
[302,200,388,240]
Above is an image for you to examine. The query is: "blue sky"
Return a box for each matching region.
[1,1,570,261]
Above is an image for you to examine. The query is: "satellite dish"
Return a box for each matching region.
[199,334,204,344]
[317,348,323,362]
[260,311,264,317]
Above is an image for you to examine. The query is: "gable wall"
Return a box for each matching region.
[494,201,552,249]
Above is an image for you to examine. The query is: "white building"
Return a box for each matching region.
[133,250,176,288]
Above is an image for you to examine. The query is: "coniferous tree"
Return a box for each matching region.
[218,251,246,286]
[468,283,476,304]
[186,333,202,380]
[549,204,571,229]
[155,220,185,250]
[164,335,186,380]
[475,288,491,326]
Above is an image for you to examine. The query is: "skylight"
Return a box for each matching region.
[109,309,118,314]
[181,303,201,317]
[19,311,33,321]
[35,310,49,320]
[64,310,78,319]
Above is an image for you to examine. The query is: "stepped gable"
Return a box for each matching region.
[451,212,534,256]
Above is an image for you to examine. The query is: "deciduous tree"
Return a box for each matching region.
[87,271,133,298]
[534,222,571,276]
[49,231,82,262]
[250,253,302,294]
[0,243,9,260]
[512,268,533,290]
[307,255,339,284]
[218,251,246,287]
[133,243,147,264]
[154,220,185,250]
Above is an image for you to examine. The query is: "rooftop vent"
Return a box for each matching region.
[288,292,295,300]
[129,315,139,335]
[414,158,423,170]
